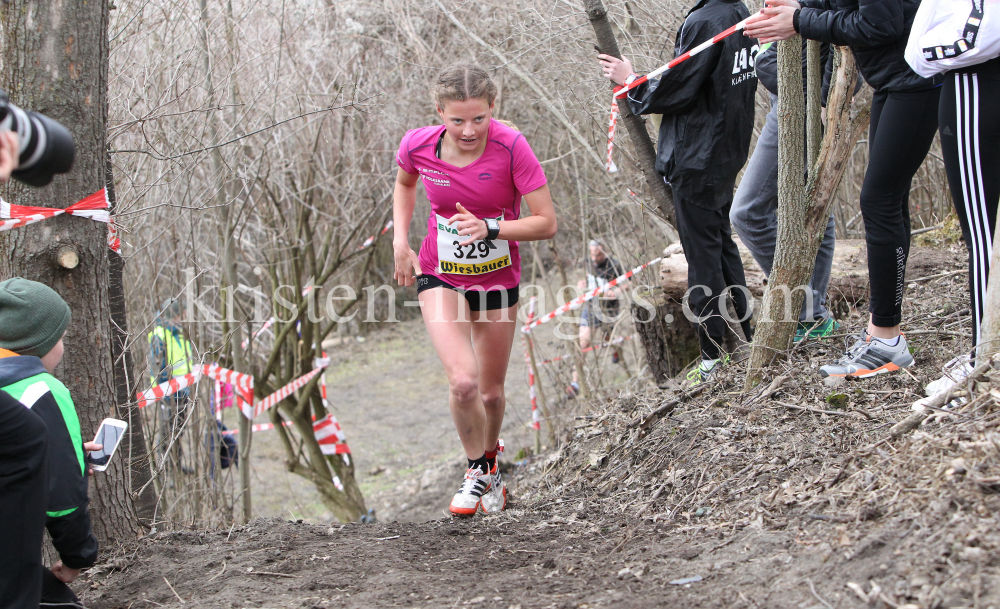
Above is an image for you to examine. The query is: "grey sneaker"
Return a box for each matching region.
[819,331,914,378]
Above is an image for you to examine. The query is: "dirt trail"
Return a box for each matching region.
[79,245,1000,608]
[247,319,537,523]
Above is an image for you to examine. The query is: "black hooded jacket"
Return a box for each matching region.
[796,0,942,92]
[0,355,98,570]
[626,0,759,210]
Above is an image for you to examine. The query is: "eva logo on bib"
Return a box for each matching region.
[435,213,511,276]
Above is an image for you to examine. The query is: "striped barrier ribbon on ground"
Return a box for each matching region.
[247,362,328,420]
[521,257,661,332]
[604,16,751,172]
[522,297,541,430]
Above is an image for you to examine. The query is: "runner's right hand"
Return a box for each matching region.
[393,245,422,287]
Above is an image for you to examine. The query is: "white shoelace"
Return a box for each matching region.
[458,467,487,496]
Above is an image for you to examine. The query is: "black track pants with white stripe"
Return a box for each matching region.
[940,57,1000,349]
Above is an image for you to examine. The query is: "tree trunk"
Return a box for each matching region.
[744,38,807,384]
[584,0,675,226]
[977,224,1000,359]
[106,153,156,525]
[744,47,869,387]
[1,0,141,543]
[632,246,702,383]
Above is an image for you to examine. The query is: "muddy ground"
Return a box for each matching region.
[79,243,1000,608]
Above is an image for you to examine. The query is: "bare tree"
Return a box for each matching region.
[745,46,870,387]
[1,0,144,541]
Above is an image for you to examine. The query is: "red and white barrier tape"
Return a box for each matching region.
[246,362,328,420]
[317,352,351,455]
[221,412,348,457]
[522,297,541,430]
[358,220,393,250]
[136,363,253,410]
[0,188,121,252]
[521,257,661,332]
[605,99,620,173]
[538,334,634,366]
[605,17,751,172]
[222,419,295,435]
[136,367,203,409]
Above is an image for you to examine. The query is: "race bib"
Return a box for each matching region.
[435,213,511,275]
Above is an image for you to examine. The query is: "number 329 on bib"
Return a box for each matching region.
[435,213,512,275]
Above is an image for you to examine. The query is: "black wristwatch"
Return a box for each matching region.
[483,218,500,249]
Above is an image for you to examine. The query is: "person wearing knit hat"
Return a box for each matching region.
[0,277,99,608]
[0,277,72,358]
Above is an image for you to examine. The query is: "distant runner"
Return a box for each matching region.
[393,64,557,516]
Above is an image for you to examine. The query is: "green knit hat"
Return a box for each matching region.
[0,278,72,357]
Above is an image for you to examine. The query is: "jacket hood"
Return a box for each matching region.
[0,355,48,388]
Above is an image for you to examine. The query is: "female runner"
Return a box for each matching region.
[392,64,557,515]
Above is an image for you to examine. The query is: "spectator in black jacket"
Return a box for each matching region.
[0,389,49,609]
[746,0,943,379]
[599,0,759,383]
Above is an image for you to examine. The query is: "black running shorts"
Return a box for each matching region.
[416,275,519,311]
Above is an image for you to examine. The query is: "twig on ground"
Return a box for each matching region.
[775,401,859,418]
[890,356,995,438]
[163,576,184,604]
[249,570,299,578]
[633,385,707,429]
[805,578,835,609]
[208,560,227,582]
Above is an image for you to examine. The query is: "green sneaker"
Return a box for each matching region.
[794,317,839,343]
[685,355,727,386]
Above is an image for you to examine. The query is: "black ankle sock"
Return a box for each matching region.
[467,454,489,473]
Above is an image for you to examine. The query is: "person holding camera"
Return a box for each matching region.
[0,94,90,607]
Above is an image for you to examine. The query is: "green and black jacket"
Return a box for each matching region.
[0,352,98,569]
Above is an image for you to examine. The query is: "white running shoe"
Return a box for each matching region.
[481,440,507,514]
[449,465,492,516]
[912,355,974,411]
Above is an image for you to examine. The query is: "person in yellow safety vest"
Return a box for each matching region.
[147,299,194,473]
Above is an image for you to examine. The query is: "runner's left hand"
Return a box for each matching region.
[448,203,489,247]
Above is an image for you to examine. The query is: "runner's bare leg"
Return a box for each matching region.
[419,287,486,459]
[471,304,517,454]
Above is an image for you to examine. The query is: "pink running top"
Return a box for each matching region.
[396,119,548,291]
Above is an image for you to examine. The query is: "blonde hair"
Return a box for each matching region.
[432,63,498,109]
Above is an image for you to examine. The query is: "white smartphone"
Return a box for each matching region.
[86,418,128,472]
